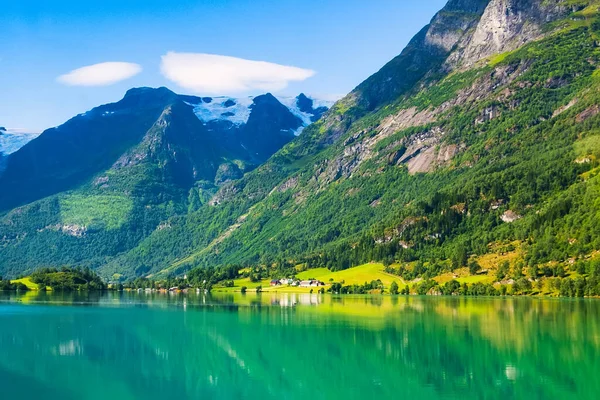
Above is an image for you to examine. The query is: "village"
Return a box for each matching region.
[269,279,325,288]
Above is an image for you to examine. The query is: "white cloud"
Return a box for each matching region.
[57,62,142,86]
[160,52,315,94]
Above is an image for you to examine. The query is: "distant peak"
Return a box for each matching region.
[124,86,176,98]
[295,93,314,114]
[443,0,490,13]
[119,87,179,109]
[252,93,279,105]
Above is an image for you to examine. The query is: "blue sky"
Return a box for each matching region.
[0,0,446,132]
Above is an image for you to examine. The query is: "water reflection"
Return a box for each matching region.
[0,293,598,399]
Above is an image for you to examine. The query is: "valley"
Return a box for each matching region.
[2,0,600,298]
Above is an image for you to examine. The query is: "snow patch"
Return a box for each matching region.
[0,130,41,155]
[277,95,336,135]
[186,94,335,135]
[187,96,255,125]
[277,96,314,126]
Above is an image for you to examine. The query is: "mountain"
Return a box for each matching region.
[0,89,331,212]
[92,0,600,281]
[0,88,332,277]
[182,93,332,163]
[4,0,600,284]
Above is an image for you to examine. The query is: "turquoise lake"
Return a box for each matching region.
[0,292,598,399]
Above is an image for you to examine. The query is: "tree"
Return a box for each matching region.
[441,280,460,295]
[496,261,510,281]
[330,282,342,294]
[469,260,482,275]
[528,265,539,279]
[240,286,247,294]
[390,281,399,295]
[514,278,532,294]
[451,244,468,270]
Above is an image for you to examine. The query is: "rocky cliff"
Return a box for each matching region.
[448,0,575,68]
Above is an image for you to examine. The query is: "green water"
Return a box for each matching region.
[0,292,598,399]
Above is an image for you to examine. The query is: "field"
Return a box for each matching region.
[10,277,39,290]
[213,263,407,293]
[10,276,53,291]
[296,263,406,286]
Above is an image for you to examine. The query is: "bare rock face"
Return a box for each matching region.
[448,0,572,68]
[61,224,87,237]
[425,0,490,52]
[347,0,491,113]
[209,182,239,206]
[501,210,522,223]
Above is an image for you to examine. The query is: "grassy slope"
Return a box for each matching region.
[10,277,38,290]
[10,277,52,291]
[212,263,406,293]
[296,263,406,286]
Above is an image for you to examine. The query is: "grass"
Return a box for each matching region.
[212,263,406,293]
[488,50,515,66]
[213,278,319,293]
[60,194,133,230]
[10,277,39,290]
[296,263,406,287]
[10,276,51,291]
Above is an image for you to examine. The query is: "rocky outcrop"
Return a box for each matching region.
[277,176,299,193]
[61,224,87,237]
[576,105,600,123]
[209,182,239,206]
[351,0,490,112]
[425,0,490,52]
[324,0,573,139]
[501,210,522,223]
[448,0,573,68]
[214,162,243,185]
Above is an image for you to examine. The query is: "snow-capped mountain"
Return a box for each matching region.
[180,93,334,136]
[0,93,333,158]
[0,87,335,211]
[0,128,40,155]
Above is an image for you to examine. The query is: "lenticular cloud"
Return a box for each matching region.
[57,62,142,86]
[160,52,315,94]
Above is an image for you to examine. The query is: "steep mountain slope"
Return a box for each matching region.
[0,88,331,277]
[98,0,600,280]
[0,87,180,211]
